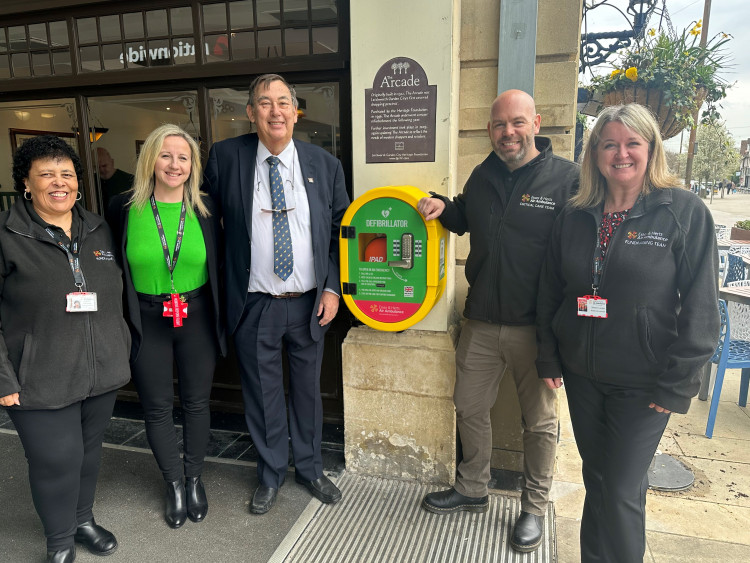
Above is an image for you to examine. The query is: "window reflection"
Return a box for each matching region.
[230,0,254,29]
[170,8,193,35]
[49,21,69,47]
[146,10,168,36]
[28,24,48,46]
[99,16,121,42]
[77,18,98,44]
[11,53,31,77]
[203,3,228,33]
[79,46,101,72]
[123,13,145,40]
[258,29,281,58]
[32,52,51,76]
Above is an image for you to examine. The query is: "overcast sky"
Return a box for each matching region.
[581,0,749,150]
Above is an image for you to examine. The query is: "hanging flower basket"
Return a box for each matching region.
[588,20,731,138]
[601,85,707,140]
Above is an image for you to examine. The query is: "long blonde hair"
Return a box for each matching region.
[572,103,680,208]
[128,124,208,217]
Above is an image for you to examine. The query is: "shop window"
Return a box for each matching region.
[258,29,281,58]
[256,0,281,27]
[312,26,337,54]
[79,46,101,72]
[231,32,256,60]
[170,8,194,35]
[49,21,69,47]
[32,52,51,76]
[99,16,121,42]
[11,53,31,78]
[52,51,72,75]
[173,38,197,65]
[145,10,169,37]
[102,44,125,70]
[77,18,99,44]
[230,1,255,28]
[206,34,230,62]
[0,1,340,79]
[8,26,27,50]
[203,3,228,33]
[0,56,10,79]
[285,28,309,56]
[28,24,48,46]
[123,12,145,40]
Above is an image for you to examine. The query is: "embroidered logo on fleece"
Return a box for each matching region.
[624,231,668,248]
[518,193,556,211]
[93,250,115,261]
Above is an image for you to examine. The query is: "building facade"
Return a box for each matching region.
[0,0,583,481]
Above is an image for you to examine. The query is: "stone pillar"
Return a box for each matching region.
[342,327,458,482]
[346,0,461,482]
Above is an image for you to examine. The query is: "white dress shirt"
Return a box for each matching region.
[248,140,315,295]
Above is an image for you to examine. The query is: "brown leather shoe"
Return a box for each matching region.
[421,488,489,514]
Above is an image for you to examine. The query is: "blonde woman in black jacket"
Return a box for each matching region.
[0,136,131,563]
[536,104,719,563]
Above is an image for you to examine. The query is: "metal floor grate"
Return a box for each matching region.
[271,472,556,563]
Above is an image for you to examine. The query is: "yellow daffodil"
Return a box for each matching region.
[610,69,623,78]
[625,67,638,82]
[690,27,700,36]
[648,28,656,37]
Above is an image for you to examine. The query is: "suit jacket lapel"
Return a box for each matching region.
[239,134,258,240]
[296,140,321,253]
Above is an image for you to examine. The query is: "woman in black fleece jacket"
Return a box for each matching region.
[0,136,130,563]
[536,104,719,563]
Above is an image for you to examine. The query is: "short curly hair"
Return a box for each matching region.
[12,135,83,194]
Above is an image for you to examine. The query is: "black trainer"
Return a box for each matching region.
[421,487,489,514]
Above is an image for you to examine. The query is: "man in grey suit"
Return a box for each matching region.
[203,74,350,514]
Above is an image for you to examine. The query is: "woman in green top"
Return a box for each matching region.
[107,124,225,529]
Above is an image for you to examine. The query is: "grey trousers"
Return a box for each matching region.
[453,320,558,515]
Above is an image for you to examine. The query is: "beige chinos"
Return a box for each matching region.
[453,320,558,516]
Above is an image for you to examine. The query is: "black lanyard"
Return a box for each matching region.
[149,195,186,292]
[45,226,85,289]
[591,246,602,297]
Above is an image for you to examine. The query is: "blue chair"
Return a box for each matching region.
[722,254,745,286]
[706,299,750,438]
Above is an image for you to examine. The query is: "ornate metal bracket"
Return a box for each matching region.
[580,0,658,74]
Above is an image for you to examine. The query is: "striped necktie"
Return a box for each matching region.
[267,156,294,281]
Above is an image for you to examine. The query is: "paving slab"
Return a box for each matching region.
[0,431,314,563]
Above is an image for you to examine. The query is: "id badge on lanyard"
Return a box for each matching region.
[151,196,188,327]
[577,244,607,319]
[46,227,98,313]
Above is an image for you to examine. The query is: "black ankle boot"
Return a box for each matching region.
[47,545,75,562]
[74,518,117,555]
[186,475,208,522]
[165,479,187,528]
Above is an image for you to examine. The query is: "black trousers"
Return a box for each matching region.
[234,291,325,488]
[132,289,218,482]
[564,373,670,563]
[9,390,117,551]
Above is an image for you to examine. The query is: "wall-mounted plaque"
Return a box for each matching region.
[365,57,437,163]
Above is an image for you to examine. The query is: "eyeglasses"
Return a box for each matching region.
[259,178,296,214]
